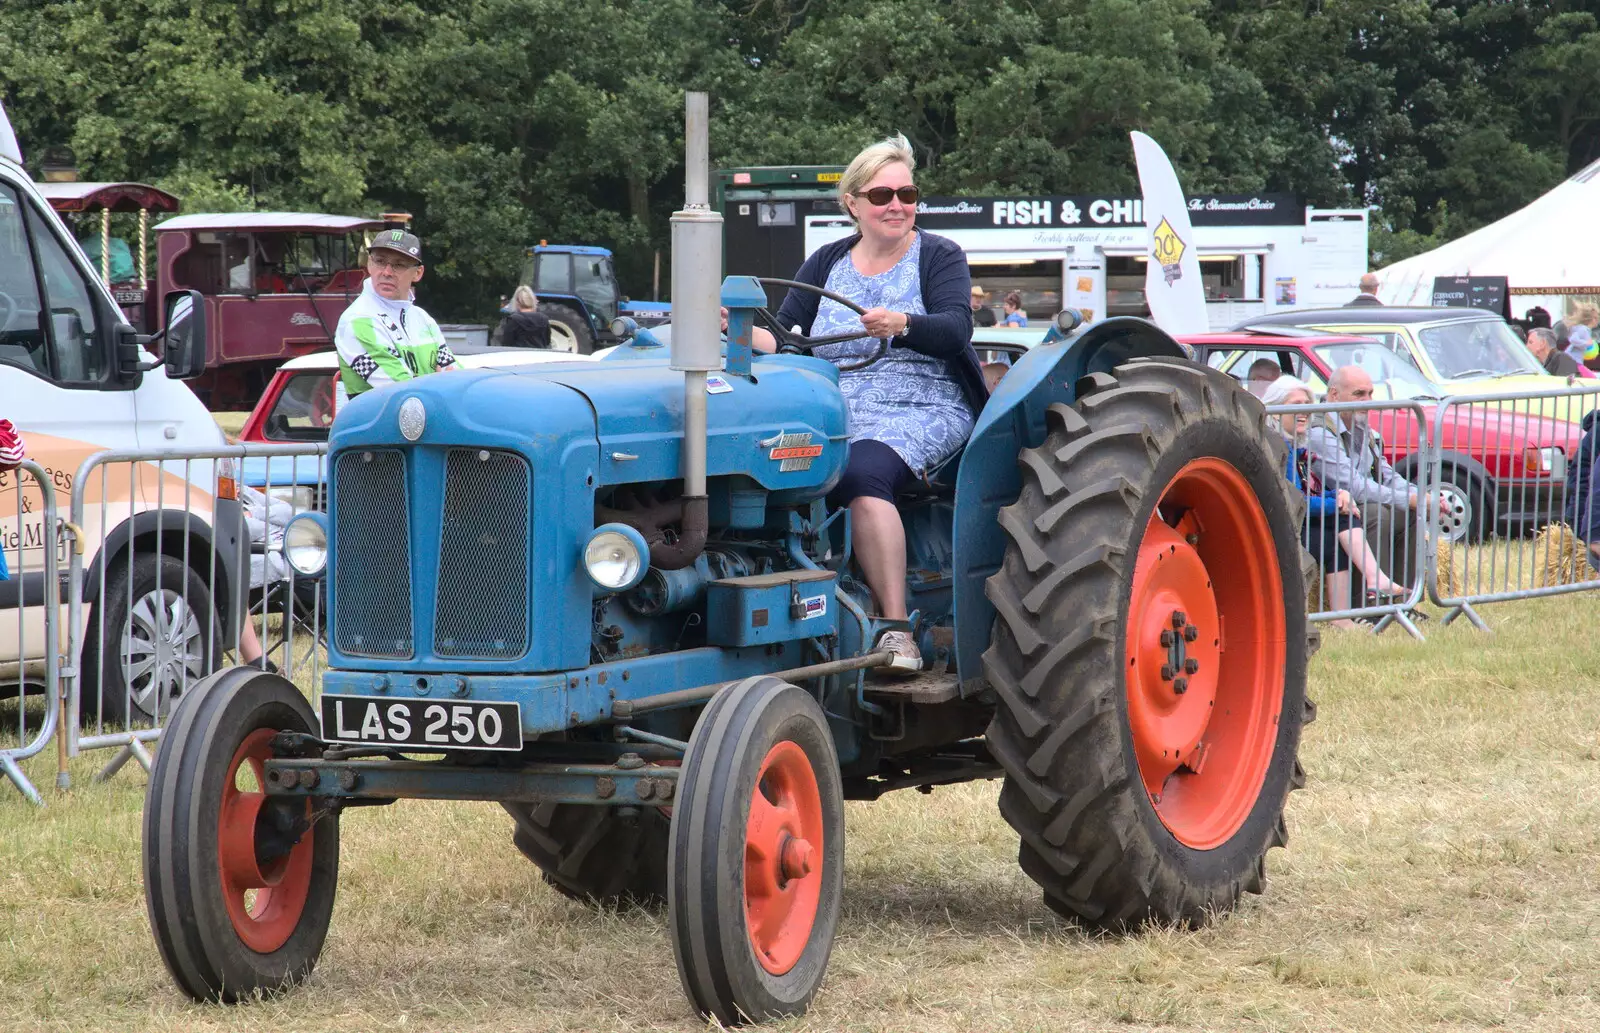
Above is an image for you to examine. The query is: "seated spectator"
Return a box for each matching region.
[1306,365,1422,585]
[1527,326,1582,377]
[1564,410,1600,573]
[1001,291,1028,327]
[1247,357,1283,395]
[496,285,552,349]
[1306,365,1420,514]
[1263,376,1406,626]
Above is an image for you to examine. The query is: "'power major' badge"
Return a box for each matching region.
[766,432,824,472]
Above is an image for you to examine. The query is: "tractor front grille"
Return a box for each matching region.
[433,448,530,659]
[333,449,414,658]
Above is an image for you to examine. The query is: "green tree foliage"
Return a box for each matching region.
[3,0,1596,317]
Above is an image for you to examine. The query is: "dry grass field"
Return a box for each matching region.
[3,594,1598,1032]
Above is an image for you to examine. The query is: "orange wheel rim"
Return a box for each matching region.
[1126,457,1285,849]
[744,740,824,975]
[217,728,315,953]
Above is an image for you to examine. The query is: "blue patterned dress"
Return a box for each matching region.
[809,235,975,474]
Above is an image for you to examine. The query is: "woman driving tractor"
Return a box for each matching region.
[775,135,987,670]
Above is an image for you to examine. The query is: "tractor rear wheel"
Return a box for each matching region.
[538,302,594,354]
[501,801,669,907]
[984,357,1313,928]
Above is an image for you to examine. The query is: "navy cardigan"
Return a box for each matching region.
[774,229,988,418]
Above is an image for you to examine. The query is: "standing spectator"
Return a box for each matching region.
[1555,299,1598,355]
[497,285,552,348]
[335,229,457,399]
[970,285,997,327]
[1527,326,1581,377]
[1263,376,1407,624]
[1524,306,1551,331]
[1001,291,1028,327]
[1345,273,1383,306]
[1564,410,1600,572]
[1568,324,1595,369]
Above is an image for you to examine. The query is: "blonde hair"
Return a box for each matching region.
[1579,301,1600,327]
[512,285,538,311]
[838,133,916,225]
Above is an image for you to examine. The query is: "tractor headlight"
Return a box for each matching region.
[584,522,648,592]
[284,513,329,578]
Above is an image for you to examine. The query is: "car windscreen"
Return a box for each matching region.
[1313,341,1439,399]
[1416,319,1541,379]
[263,371,337,441]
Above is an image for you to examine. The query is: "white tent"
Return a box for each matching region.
[1379,156,1600,308]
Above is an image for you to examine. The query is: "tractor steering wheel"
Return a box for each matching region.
[755,277,893,374]
[0,291,15,334]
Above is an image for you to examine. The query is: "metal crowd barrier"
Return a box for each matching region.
[1,460,64,805]
[1265,398,1433,639]
[61,442,328,787]
[1423,383,1600,629]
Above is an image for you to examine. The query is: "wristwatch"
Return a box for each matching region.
[894,314,911,338]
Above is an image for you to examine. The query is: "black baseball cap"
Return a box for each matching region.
[369,228,422,263]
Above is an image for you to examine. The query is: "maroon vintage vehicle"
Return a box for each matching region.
[153,212,396,407]
[37,180,180,333]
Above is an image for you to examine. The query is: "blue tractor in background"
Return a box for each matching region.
[511,242,671,353]
[142,96,1315,1025]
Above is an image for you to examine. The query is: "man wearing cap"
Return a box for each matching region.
[970,284,997,327]
[335,228,457,398]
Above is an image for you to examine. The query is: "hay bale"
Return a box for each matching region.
[1532,522,1594,587]
[1301,547,1326,613]
[1434,538,1465,598]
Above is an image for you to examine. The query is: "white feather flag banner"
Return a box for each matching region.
[1130,131,1206,335]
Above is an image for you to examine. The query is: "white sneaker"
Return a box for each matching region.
[876,630,922,674]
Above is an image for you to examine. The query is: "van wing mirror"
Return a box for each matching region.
[161,289,207,379]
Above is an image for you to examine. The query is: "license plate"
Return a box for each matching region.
[320,695,523,752]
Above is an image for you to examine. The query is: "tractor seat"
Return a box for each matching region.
[897,446,963,500]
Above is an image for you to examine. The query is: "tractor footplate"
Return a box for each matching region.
[261,758,680,806]
[861,670,961,705]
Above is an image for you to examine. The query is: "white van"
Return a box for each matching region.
[0,103,239,724]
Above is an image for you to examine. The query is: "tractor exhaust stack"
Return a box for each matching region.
[660,91,720,569]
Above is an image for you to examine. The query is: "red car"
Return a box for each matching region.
[1181,329,1582,542]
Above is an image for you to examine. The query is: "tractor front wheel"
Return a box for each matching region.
[984,357,1311,928]
[142,666,339,1000]
[668,676,844,1026]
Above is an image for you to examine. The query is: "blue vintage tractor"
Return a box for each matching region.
[141,97,1314,1025]
[511,242,671,353]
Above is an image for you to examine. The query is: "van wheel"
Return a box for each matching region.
[82,554,221,726]
[539,303,593,354]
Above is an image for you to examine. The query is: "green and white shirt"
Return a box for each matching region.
[334,280,457,396]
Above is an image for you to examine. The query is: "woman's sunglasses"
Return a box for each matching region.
[851,186,921,207]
